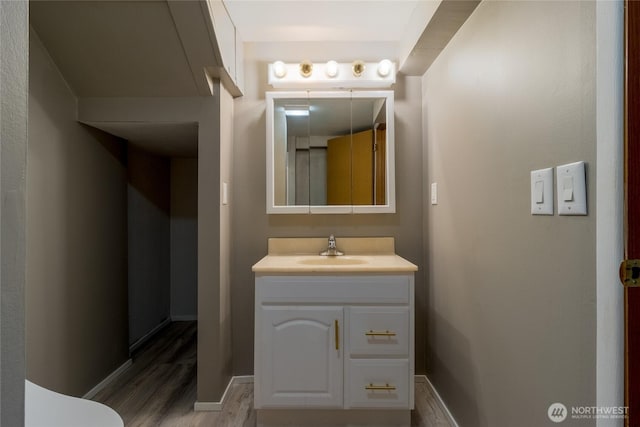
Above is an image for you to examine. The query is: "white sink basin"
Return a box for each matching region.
[296,256,369,266]
[252,238,419,273]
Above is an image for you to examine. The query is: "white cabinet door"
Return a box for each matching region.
[259,306,343,408]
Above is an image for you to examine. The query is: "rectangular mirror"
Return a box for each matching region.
[266,91,395,214]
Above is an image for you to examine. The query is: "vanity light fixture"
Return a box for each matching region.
[325,60,339,78]
[272,61,287,78]
[377,59,393,77]
[352,60,366,77]
[299,60,313,78]
[267,61,396,88]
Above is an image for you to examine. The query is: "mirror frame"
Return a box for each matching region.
[266,90,396,214]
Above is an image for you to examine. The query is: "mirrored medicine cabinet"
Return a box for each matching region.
[266,90,395,214]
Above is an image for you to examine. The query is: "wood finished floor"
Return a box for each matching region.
[93,321,452,427]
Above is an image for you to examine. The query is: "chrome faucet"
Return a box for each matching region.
[320,234,344,256]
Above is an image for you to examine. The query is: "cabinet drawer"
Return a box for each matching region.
[257,275,410,304]
[349,307,409,357]
[346,359,410,409]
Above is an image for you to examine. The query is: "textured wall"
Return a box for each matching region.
[197,83,234,402]
[1,2,28,424]
[422,2,597,426]
[27,30,128,397]
[128,146,170,347]
[170,157,198,320]
[219,82,234,394]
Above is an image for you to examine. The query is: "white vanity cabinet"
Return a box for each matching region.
[254,274,415,417]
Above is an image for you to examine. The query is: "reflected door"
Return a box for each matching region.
[375,126,386,205]
[327,130,375,205]
[326,134,351,205]
[351,130,374,205]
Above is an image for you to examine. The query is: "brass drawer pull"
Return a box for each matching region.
[365,383,396,391]
[365,330,397,337]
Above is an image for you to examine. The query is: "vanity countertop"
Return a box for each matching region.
[252,237,418,273]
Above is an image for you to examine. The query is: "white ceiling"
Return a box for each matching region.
[223,0,423,43]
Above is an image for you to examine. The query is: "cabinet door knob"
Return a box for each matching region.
[335,319,340,350]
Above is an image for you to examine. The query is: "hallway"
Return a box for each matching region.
[92,322,252,426]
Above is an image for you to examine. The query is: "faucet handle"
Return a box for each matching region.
[320,234,343,256]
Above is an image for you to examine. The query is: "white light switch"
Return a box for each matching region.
[222,182,229,205]
[534,181,544,203]
[562,176,574,201]
[556,161,586,215]
[531,168,553,215]
[431,183,438,205]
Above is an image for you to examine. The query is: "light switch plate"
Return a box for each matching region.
[431,183,438,205]
[222,182,229,205]
[531,167,553,215]
[556,161,587,215]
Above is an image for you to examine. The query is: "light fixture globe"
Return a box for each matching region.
[299,60,313,78]
[352,60,366,77]
[325,60,339,78]
[377,59,393,77]
[272,61,287,78]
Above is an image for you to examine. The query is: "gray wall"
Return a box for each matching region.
[170,157,198,320]
[197,83,233,402]
[1,2,28,424]
[27,30,129,397]
[128,146,171,347]
[219,83,234,387]
[231,45,425,375]
[422,2,596,426]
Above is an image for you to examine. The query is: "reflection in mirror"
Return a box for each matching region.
[326,97,387,206]
[267,91,395,214]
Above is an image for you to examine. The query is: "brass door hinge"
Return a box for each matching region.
[620,259,640,287]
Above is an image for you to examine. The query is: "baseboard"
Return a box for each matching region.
[417,375,460,427]
[193,374,454,422]
[171,315,197,321]
[83,359,132,400]
[129,317,171,353]
[194,375,255,411]
[233,375,254,384]
[194,401,223,411]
